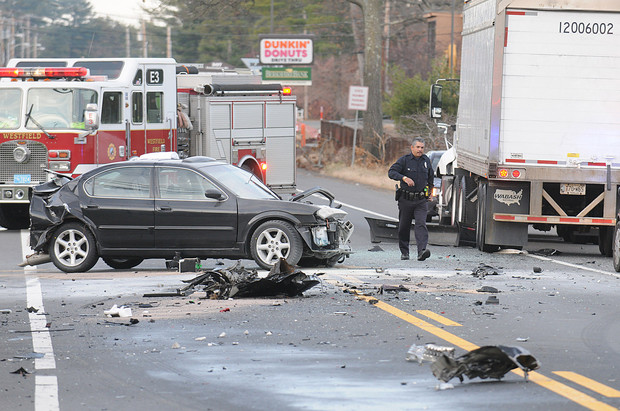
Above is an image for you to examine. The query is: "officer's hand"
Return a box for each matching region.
[403,176,414,187]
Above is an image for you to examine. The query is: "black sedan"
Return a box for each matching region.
[26,156,353,273]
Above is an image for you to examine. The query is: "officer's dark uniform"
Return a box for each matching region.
[388,152,434,259]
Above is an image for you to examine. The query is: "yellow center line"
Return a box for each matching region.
[353,292,618,411]
[553,372,620,398]
[416,310,462,326]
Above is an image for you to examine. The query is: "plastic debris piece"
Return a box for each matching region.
[471,264,502,278]
[218,332,226,338]
[104,304,132,318]
[406,343,455,364]
[516,337,529,342]
[195,337,207,341]
[477,286,499,293]
[171,342,181,349]
[0,309,12,314]
[379,284,410,294]
[435,383,455,390]
[431,345,540,383]
[27,306,38,313]
[533,267,543,273]
[368,245,384,252]
[220,308,230,313]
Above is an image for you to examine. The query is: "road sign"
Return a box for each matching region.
[262,67,312,86]
[260,36,314,65]
[348,85,368,111]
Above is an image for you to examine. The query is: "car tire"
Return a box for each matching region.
[102,257,144,270]
[49,222,98,273]
[250,220,303,270]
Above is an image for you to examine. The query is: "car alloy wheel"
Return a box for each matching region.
[50,222,98,273]
[250,220,303,270]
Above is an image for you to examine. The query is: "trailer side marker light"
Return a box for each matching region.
[261,162,267,171]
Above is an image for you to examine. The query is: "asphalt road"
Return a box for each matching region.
[1,169,619,411]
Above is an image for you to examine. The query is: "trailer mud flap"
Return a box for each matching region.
[486,181,529,247]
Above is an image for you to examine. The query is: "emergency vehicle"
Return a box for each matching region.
[0,58,296,229]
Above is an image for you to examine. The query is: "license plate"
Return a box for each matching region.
[14,174,31,184]
[560,183,585,195]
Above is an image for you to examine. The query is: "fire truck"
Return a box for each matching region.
[0,58,296,229]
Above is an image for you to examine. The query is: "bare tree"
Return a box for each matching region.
[347,0,384,157]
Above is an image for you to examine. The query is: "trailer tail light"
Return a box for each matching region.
[282,87,292,95]
[0,67,88,79]
[498,168,524,179]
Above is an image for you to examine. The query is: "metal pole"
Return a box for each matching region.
[450,0,455,77]
[351,110,359,167]
[270,0,274,33]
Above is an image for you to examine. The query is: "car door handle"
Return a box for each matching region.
[158,206,172,212]
[86,205,99,209]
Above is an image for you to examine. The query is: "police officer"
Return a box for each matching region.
[388,137,434,261]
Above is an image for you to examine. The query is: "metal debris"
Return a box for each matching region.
[431,345,539,383]
[181,259,320,299]
[406,343,456,364]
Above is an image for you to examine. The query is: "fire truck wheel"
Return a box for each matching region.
[0,204,29,230]
[250,220,303,270]
[102,257,144,270]
[49,222,99,273]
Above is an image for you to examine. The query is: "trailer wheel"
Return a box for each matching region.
[250,220,303,270]
[454,175,476,247]
[476,182,500,252]
[49,222,98,273]
[613,222,620,272]
[598,226,613,257]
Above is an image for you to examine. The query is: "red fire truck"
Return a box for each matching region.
[1,58,296,229]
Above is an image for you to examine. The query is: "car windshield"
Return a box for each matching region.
[203,164,278,200]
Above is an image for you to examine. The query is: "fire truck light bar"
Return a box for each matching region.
[0,67,89,79]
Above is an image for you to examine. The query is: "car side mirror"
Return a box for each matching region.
[84,103,99,130]
[205,189,224,200]
[429,84,443,119]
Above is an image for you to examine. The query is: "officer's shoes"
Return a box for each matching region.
[401,254,410,260]
[417,249,431,261]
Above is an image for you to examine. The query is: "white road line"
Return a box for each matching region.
[21,230,59,410]
[35,376,59,411]
[529,254,620,279]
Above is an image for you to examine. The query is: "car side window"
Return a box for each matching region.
[157,168,220,200]
[84,167,152,198]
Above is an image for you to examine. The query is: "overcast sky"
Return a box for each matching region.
[88,0,158,26]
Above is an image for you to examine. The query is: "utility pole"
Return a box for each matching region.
[141,20,148,57]
[126,26,131,57]
[383,0,390,93]
[167,26,172,58]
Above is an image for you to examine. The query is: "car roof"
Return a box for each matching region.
[83,156,228,176]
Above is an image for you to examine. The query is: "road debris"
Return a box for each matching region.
[406,343,456,364]
[485,296,500,305]
[10,367,30,376]
[471,264,502,278]
[379,284,410,294]
[104,304,132,318]
[431,345,539,383]
[531,248,560,256]
[0,309,12,314]
[476,286,499,293]
[368,245,384,252]
[533,267,543,273]
[181,259,320,299]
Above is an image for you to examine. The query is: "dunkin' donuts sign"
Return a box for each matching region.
[260,36,314,65]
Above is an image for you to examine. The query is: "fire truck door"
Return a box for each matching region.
[98,89,127,163]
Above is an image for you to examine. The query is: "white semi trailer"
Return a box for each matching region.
[430,0,620,254]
